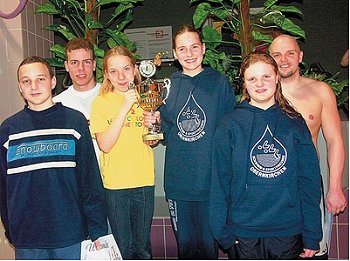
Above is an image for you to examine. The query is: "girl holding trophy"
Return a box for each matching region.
[90,46,155,259]
[144,25,236,259]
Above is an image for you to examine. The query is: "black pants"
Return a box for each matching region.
[227,235,304,259]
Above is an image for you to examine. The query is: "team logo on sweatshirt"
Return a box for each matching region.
[177,93,206,142]
[250,125,287,178]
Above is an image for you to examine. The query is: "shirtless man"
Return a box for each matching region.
[269,34,347,258]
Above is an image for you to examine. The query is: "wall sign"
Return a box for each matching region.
[125,26,173,60]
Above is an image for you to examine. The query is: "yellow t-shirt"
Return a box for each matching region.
[90,92,155,189]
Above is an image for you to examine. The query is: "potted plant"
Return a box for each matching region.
[35,0,144,82]
[190,0,348,111]
[190,0,304,91]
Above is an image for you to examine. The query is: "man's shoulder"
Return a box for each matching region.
[53,86,73,101]
[300,76,332,92]
[53,83,101,101]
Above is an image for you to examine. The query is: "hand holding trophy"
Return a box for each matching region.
[128,59,171,142]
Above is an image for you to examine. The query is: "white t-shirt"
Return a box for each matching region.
[53,83,101,162]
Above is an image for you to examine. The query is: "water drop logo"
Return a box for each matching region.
[177,93,206,142]
[250,125,287,178]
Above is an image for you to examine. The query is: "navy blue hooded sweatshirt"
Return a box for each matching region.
[209,101,322,251]
[0,103,108,248]
[159,67,236,201]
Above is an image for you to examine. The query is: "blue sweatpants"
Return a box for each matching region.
[168,199,218,259]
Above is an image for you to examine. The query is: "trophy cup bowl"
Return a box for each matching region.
[129,78,171,142]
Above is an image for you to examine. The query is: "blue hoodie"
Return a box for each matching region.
[159,67,236,201]
[209,101,322,251]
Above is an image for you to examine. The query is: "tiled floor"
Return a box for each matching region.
[151,189,349,259]
[150,218,177,259]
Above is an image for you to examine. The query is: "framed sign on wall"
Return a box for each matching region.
[125,26,173,60]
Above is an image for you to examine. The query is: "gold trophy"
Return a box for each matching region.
[129,60,171,141]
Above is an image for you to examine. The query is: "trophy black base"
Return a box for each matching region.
[142,132,164,142]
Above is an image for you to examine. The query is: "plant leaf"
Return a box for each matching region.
[107,38,117,48]
[86,15,103,29]
[264,0,279,9]
[191,0,228,3]
[193,3,211,28]
[212,8,230,20]
[108,4,134,29]
[260,12,305,39]
[35,2,59,15]
[278,18,305,39]
[45,25,76,41]
[106,29,134,49]
[93,45,105,58]
[121,9,134,29]
[252,30,274,43]
[49,44,66,59]
[45,57,65,68]
[202,25,222,49]
[65,0,84,10]
[112,3,133,18]
[203,49,224,72]
[98,0,142,5]
[270,5,303,17]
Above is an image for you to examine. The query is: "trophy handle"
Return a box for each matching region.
[162,78,171,104]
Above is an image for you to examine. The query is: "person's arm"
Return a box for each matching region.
[320,82,347,214]
[76,114,108,241]
[209,124,235,250]
[297,121,322,255]
[96,90,138,153]
[0,129,11,243]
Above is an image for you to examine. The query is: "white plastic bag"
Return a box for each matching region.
[81,234,123,260]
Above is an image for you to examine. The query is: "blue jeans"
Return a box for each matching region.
[168,199,218,259]
[15,242,81,260]
[106,186,154,260]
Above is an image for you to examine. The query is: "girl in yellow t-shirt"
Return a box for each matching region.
[90,46,155,259]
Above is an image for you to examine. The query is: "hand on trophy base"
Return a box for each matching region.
[143,122,163,142]
[143,133,164,142]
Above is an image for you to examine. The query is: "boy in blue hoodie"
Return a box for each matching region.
[209,53,322,259]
